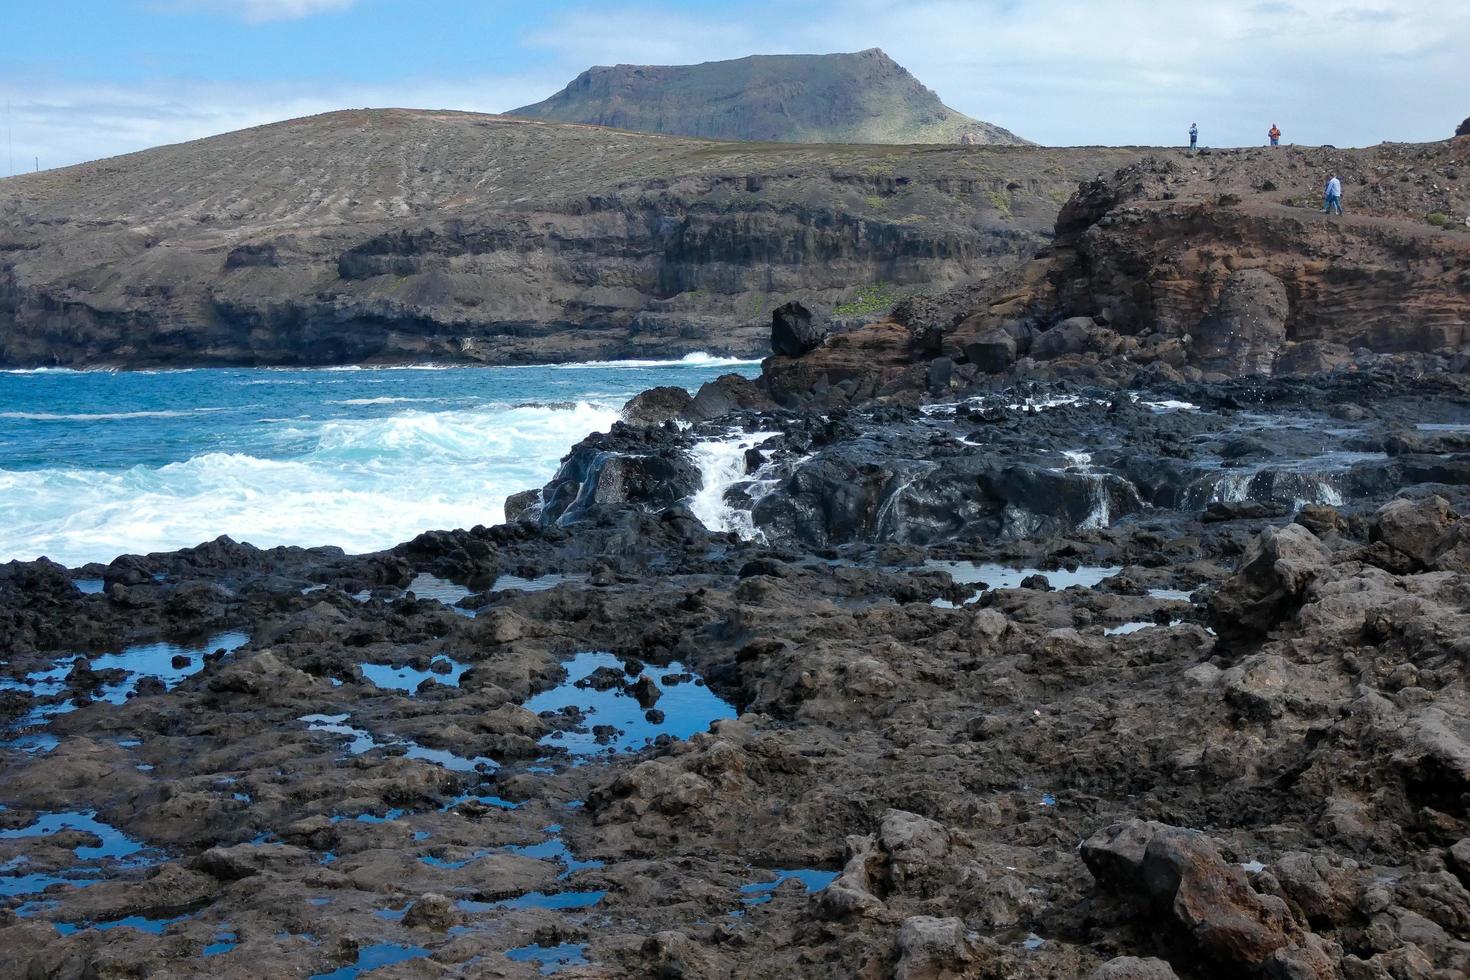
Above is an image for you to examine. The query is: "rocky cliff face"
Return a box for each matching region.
[0,110,1133,368]
[765,140,1470,402]
[510,49,1026,146]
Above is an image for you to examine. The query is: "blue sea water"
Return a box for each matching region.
[0,355,759,566]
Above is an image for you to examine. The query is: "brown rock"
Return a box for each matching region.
[1141,829,1293,967]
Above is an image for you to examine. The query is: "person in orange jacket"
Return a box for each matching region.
[1268,123,1281,146]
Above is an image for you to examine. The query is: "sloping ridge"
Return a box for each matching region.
[510,48,1026,146]
[0,108,1135,369]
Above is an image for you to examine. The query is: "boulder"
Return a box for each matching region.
[191,843,312,881]
[622,386,693,425]
[770,301,826,357]
[1206,524,1331,641]
[880,809,952,891]
[1033,316,1120,359]
[1371,496,1457,569]
[1190,270,1289,376]
[1458,117,1470,138]
[815,834,885,919]
[503,489,542,523]
[684,374,776,422]
[1083,820,1293,968]
[962,329,1018,373]
[893,915,975,980]
[402,893,458,930]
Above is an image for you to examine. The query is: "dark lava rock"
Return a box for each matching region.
[1032,316,1119,359]
[684,374,776,422]
[578,666,626,691]
[1458,116,1470,138]
[1202,500,1290,523]
[170,655,191,670]
[770,301,826,358]
[628,675,662,708]
[1206,524,1329,641]
[962,329,1017,373]
[623,386,694,426]
[926,356,954,394]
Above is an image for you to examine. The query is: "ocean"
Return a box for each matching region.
[0,355,760,567]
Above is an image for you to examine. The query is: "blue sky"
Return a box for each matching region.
[2,0,1466,171]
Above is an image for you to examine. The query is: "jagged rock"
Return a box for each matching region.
[1206,524,1331,641]
[684,374,776,422]
[1089,958,1182,980]
[771,302,826,358]
[205,651,315,698]
[503,489,542,523]
[893,915,975,980]
[402,893,458,930]
[880,809,951,891]
[1372,496,1456,568]
[640,930,716,977]
[1458,117,1470,138]
[1084,820,1293,967]
[815,835,885,919]
[623,386,694,425]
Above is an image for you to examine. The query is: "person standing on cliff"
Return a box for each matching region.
[1189,123,1198,153]
[1268,123,1281,146]
[1323,175,1343,215]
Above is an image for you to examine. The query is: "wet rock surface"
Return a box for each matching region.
[3,361,1469,978]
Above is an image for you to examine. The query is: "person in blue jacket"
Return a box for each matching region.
[1189,122,1198,153]
[1323,175,1343,215]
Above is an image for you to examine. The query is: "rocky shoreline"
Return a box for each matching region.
[4,144,1470,979]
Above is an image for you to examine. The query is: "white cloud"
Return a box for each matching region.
[162,0,361,23]
[521,0,1470,147]
[0,74,562,172]
[3,0,1466,172]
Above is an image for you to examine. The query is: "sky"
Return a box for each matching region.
[1,0,1466,172]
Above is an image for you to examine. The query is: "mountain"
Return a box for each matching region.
[0,109,1133,369]
[509,48,1026,146]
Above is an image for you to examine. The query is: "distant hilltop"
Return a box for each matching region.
[509,48,1028,146]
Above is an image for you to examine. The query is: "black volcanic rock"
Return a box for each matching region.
[770,302,825,358]
[1458,116,1470,138]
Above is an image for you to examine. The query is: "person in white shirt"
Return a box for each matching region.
[1323,175,1343,215]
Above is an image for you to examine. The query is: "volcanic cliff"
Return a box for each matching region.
[763,139,1470,404]
[0,109,1130,369]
